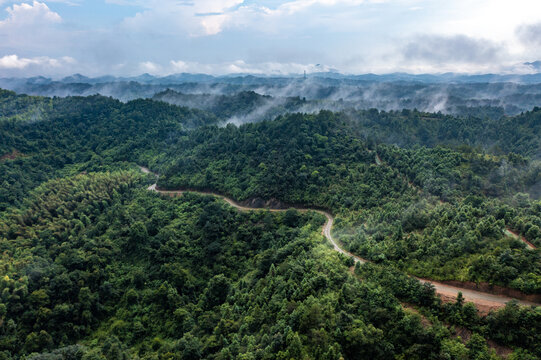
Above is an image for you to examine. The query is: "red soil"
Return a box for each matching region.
[0,150,23,161]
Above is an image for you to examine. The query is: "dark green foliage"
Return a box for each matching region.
[1,89,540,358]
[347,107,541,159]
[0,91,217,211]
[486,302,541,356]
[157,110,412,211]
[153,90,307,122]
[0,171,456,359]
[147,109,540,292]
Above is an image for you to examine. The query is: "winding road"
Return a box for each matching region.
[504,229,536,250]
[140,166,540,311]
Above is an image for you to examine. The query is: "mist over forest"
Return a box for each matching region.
[3,73,541,118]
[3,0,541,358]
[2,68,541,359]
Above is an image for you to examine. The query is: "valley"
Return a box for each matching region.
[143,166,541,311]
[1,88,540,359]
[2,0,541,358]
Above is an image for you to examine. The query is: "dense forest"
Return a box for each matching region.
[0,89,217,211]
[152,90,308,124]
[1,88,541,358]
[5,74,541,115]
[346,107,541,159]
[151,111,541,293]
[1,172,539,359]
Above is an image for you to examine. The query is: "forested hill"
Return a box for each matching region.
[1,89,541,358]
[2,87,541,214]
[4,75,541,115]
[154,87,541,159]
[0,89,217,127]
[153,90,308,123]
[347,107,541,158]
[156,111,410,209]
[4,171,534,359]
[155,109,541,204]
[0,89,217,211]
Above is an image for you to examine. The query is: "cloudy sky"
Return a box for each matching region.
[1,0,541,77]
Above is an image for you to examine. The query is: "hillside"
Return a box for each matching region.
[1,90,540,358]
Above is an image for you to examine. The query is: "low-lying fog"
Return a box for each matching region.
[2,74,541,124]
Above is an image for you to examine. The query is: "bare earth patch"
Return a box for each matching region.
[0,150,24,161]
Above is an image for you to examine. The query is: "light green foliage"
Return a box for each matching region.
[1,90,540,358]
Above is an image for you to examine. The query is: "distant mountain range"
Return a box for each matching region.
[4,71,541,86]
[525,61,541,71]
[2,71,541,116]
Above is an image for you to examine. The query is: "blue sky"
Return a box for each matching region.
[1,0,541,77]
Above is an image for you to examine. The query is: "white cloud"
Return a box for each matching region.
[0,54,75,69]
[139,61,161,74]
[118,0,245,36]
[119,0,390,37]
[0,1,66,53]
[403,35,505,65]
[134,8,225,36]
[427,0,541,60]
[270,0,381,16]
[517,22,541,47]
[168,59,331,75]
[2,0,541,76]
[0,1,61,27]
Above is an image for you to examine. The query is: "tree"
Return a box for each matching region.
[204,275,231,309]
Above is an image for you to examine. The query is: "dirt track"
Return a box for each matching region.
[417,279,539,313]
[504,229,536,250]
[140,166,540,311]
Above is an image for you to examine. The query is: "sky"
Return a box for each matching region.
[1,0,541,77]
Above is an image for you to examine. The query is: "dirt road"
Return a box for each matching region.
[504,229,536,250]
[417,278,539,313]
[140,166,540,310]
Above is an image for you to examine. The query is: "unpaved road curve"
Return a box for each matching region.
[375,154,536,251]
[504,229,536,250]
[140,166,540,310]
[146,179,366,264]
[418,279,540,313]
